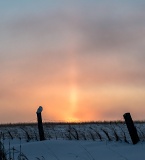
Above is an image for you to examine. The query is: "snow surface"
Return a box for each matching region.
[1,122,145,159]
[36,106,43,113]
[5,139,145,160]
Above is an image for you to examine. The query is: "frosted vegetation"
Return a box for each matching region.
[0,121,145,159]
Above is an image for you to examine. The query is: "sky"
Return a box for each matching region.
[1,0,145,123]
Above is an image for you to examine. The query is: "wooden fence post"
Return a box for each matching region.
[36,106,45,141]
[123,112,139,144]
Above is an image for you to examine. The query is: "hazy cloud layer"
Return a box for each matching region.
[1,1,145,122]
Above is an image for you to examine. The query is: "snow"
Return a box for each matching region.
[1,122,145,159]
[36,106,43,113]
[6,139,145,160]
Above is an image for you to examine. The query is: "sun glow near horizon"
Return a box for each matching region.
[66,86,79,122]
[67,55,79,122]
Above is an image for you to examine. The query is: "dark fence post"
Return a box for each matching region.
[123,112,139,144]
[36,106,45,141]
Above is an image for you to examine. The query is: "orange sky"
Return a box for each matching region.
[1,1,145,123]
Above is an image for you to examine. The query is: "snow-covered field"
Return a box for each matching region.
[6,139,145,160]
[1,122,145,159]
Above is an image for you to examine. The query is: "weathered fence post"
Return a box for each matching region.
[123,112,139,144]
[36,106,45,141]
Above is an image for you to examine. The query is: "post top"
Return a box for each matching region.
[123,112,130,117]
[36,106,43,113]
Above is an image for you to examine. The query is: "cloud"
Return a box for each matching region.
[1,1,145,84]
[1,1,145,122]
